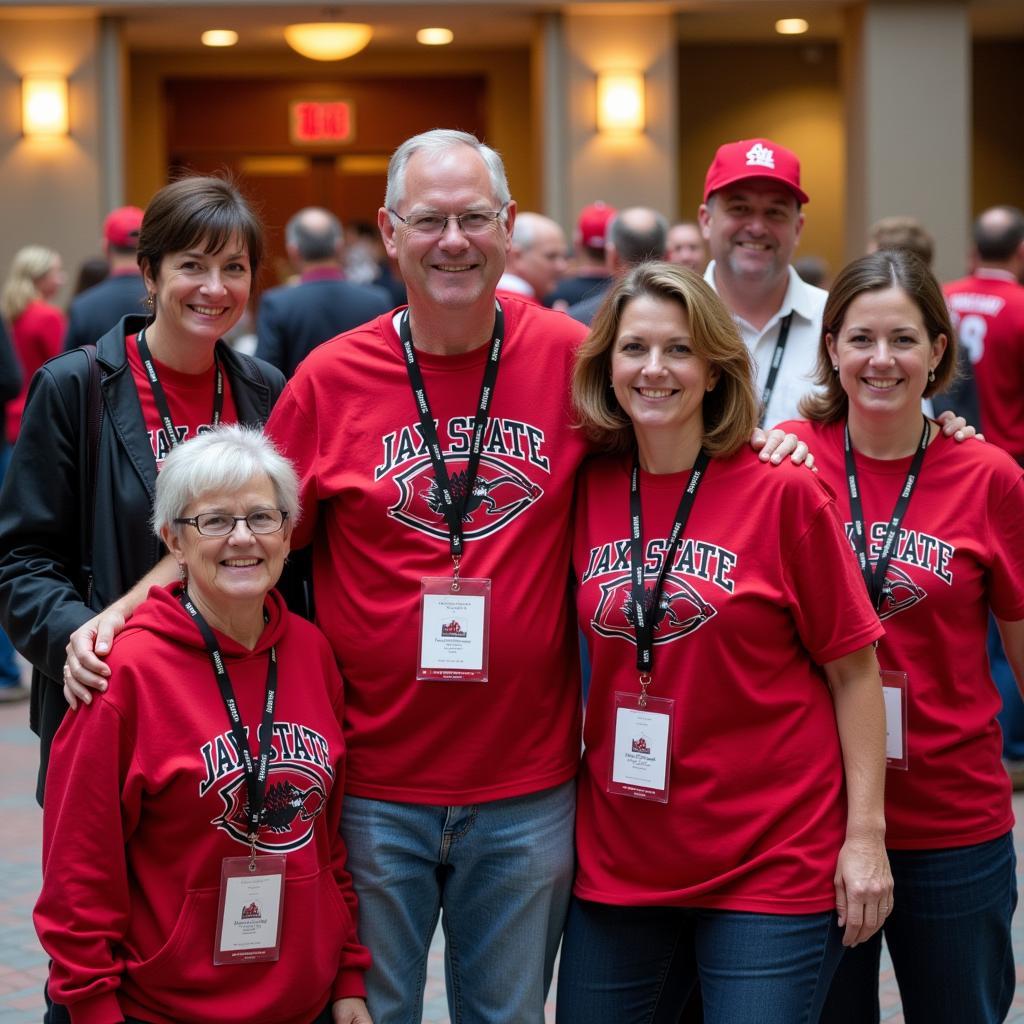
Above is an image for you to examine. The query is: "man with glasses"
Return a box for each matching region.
[266,129,589,1024]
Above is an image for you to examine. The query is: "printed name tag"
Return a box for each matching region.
[417,576,491,682]
[214,855,286,964]
[881,669,909,771]
[607,692,674,803]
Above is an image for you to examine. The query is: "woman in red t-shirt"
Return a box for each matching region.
[0,245,66,443]
[778,250,1024,1024]
[557,262,890,1024]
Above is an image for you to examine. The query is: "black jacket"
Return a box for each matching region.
[0,315,285,802]
[64,272,148,351]
[255,275,392,378]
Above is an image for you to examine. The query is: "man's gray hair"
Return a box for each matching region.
[152,425,300,538]
[384,129,511,216]
[285,207,343,262]
[610,208,669,266]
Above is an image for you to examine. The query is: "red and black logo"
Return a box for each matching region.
[388,454,543,541]
[592,573,716,645]
[212,762,328,853]
[875,562,927,621]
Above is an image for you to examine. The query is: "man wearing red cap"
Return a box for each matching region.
[699,138,826,426]
[64,206,148,351]
[546,201,616,312]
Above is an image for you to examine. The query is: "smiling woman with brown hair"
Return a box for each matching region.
[559,261,890,1024]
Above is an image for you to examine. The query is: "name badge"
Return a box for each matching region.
[881,669,909,771]
[214,854,286,964]
[607,692,674,803]
[417,576,492,682]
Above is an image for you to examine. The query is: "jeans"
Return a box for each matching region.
[341,780,575,1024]
[556,896,845,1024]
[0,445,21,687]
[991,617,1024,760]
[819,832,1017,1024]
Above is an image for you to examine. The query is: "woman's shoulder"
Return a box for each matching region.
[929,432,1024,491]
[712,444,838,509]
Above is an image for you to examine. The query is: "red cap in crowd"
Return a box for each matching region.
[576,202,617,250]
[703,139,809,205]
[103,206,144,248]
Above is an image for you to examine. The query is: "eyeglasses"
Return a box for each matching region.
[174,509,289,537]
[388,205,507,237]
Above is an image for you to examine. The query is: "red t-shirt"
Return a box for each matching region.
[7,299,65,443]
[267,298,590,803]
[777,418,1024,848]
[944,271,1024,461]
[572,449,883,912]
[126,333,238,469]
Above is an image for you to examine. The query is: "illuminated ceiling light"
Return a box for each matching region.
[284,22,373,61]
[417,27,454,46]
[775,18,809,35]
[596,71,645,135]
[22,75,69,137]
[202,29,238,47]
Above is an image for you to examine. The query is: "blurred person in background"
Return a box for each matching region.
[497,211,569,304]
[546,201,617,312]
[64,205,147,351]
[665,220,707,273]
[1,244,65,444]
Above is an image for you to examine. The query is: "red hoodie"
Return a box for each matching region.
[35,584,369,1024]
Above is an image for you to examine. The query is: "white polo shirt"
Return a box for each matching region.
[705,261,828,426]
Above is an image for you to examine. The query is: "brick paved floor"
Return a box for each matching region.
[1,697,1021,1022]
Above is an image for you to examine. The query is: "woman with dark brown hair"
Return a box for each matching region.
[558,261,890,1024]
[0,175,285,810]
[775,249,1024,1024]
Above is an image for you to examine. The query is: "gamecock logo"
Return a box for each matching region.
[875,563,927,620]
[388,454,543,541]
[213,762,328,853]
[592,573,716,645]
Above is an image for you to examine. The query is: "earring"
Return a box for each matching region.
[928,368,936,383]
[178,563,188,586]
[832,364,839,373]
[144,293,155,312]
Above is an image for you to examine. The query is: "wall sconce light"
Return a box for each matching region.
[284,22,373,61]
[596,71,645,135]
[22,74,69,137]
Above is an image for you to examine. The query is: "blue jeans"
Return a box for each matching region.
[556,897,844,1024]
[0,445,20,687]
[819,832,1017,1024]
[991,617,1024,760]
[341,780,575,1024]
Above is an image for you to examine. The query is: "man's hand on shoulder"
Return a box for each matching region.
[936,409,984,444]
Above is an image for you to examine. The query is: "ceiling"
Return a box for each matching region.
[2,0,1022,52]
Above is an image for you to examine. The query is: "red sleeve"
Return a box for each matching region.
[266,380,321,551]
[782,492,884,664]
[988,475,1024,621]
[321,646,371,999]
[35,699,138,1024]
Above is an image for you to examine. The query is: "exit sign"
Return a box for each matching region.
[290,101,354,143]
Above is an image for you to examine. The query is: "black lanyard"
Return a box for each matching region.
[398,305,505,561]
[137,327,224,451]
[757,313,793,428]
[178,589,277,841]
[629,448,711,677]
[844,417,929,611]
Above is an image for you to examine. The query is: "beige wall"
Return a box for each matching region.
[973,40,1024,218]
[678,42,843,277]
[0,14,104,307]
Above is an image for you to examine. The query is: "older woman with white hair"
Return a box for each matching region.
[35,426,372,1024]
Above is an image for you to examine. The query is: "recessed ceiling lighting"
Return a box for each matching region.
[202,29,238,47]
[775,18,809,35]
[417,27,454,46]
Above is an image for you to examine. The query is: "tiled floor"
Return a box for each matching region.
[2,697,1021,1022]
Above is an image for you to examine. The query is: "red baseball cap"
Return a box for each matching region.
[576,202,617,250]
[703,139,809,205]
[103,206,144,248]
